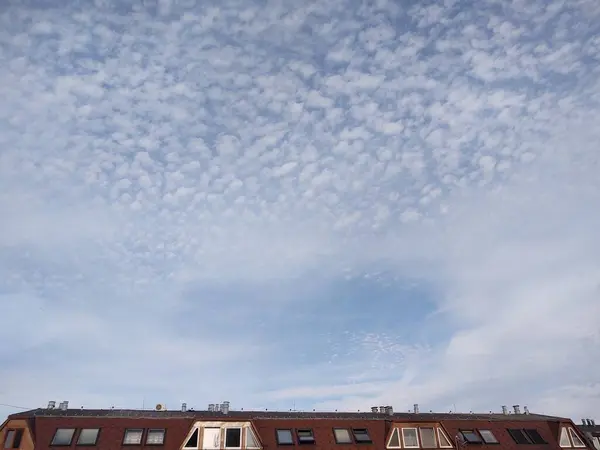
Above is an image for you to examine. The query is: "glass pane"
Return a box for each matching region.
[124,429,143,445]
[52,429,75,445]
[147,430,165,445]
[334,429,352,444]
[479,430,498,444]
[560,429,572,447]
[184,429,199,448]
[4,431,15,449]
[203,428,221,449]
[353,429,372,443]
[388,429,400,448]
[297,430,314,443]
[420,428,437,448]
[277,430,293,445]
[403,428,419,447]
[437,428,452,448]
[569,429,586,447]
[245,428,260,448]
[225,429,241,448]
[461,431,482,444]
[78,429,99,445]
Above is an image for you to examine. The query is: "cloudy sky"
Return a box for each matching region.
[1,0,600,421]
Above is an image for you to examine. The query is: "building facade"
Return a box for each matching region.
[0,404,592,450]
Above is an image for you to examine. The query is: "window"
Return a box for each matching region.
[460,431,482,444]
[77,429,100,446]
[437,428,453,448]
[123,429,143,445]
[203,428,221,449]
[568,428,586,448]
[51,429,76,446]
[334,429,353,444]
[508,429,532,445]
[478,430,499,444]
[420,428,437,448]
[402,428,419,448]
[592,436,600,450]
[560,429,572,448]
[225,429,242,448]
[4,430,23,449]
[297,430,315,445]
[524,430,546,445]
[146,429,165,445]
[352,429,372,444]
[184,429,199,449]
[387,429,401,448]
[246,428,260,449]
[276,429,294,445]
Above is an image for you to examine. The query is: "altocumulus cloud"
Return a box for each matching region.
[1,0,600,419]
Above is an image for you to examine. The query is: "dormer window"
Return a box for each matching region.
[276,429,294,446]
[4,430,24,449]
[352,429,372,444]
[297,430,315,445]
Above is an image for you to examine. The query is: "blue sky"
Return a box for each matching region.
[1,0,600,421]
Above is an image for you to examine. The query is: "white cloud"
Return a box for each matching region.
[1,0,599,422]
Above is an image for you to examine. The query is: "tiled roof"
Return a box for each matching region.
[8,408,567,421]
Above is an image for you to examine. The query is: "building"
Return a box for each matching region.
[576,419,599,450]
[0,402,592,450]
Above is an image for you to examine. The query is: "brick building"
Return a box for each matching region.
[0,402,592,450]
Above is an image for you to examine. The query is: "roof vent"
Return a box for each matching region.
[591,419,596,426]
[502,405,508,415]
[386,406,394,415]
[221,401,230,415]
[208,404,215,412]
[523,406,529,415]
[513,405,521,414]
[414,404,419,414]
[59,401,68,411]
[47,401,56,410]
[181,403,187,412]
[371,406,378,413]
[379,405,386,413]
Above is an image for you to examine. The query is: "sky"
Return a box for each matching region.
[1,0,599,422]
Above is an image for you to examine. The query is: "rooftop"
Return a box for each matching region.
[8,407,568,422]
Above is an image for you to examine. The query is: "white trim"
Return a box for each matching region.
[225,427,242,449]
[183,428,200,449]
[419,427,437,448]
[437,428,453,448]
[387,428,402,449]
[561,428,574,448]
[194,421,252,428]
[569,428,586,448]
[245,427,261,449]
[402,428,420,449]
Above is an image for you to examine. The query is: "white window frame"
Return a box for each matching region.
[183,428,200,449]
[561,428,574,448]
[420,427,438,448]
[402,428,420,449]
[225,428,242,449]
[569,428,586,448]
[437,428,453,448]
[245,427,261,449]
[387,428,402,449]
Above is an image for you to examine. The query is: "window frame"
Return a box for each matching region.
[507,429,533,445]
[76,428,100,446]
[478,430,499,445]
[245,427,261,449]
[523,429,546,445]
[568,428,586,448]
[276,429,295,446]
[296,429,315,445]
[51,428,76,447]
[402,428,420,448]
[122,428,144,446]
[224,428,242,449]
[352,428,373,444]
[387,428,402,449]
[419,427,438,449]
[183,428,199,449]
[460,430,483,444]
[333,428,353,444]
[146,429,166,446]
[4,429,23,449]
[437,428,453,449]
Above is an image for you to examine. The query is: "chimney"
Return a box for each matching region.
[523,406,529,415]
[371,406,378,413]
[181,403,187,412]
[221,401,230,415]
[513,405,521,415]
[502,405,508,415]
[47,401,56,410]
[414,404,420,414]
[386,406,394,415]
